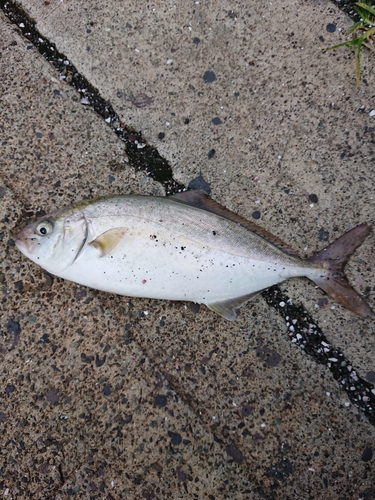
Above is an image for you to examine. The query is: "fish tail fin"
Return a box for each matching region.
[307,224,374,318]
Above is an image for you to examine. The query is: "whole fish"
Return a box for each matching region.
[15,190,374,320]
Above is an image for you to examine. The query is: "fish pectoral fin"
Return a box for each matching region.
[89,227,128,257]
[207,291,261,321]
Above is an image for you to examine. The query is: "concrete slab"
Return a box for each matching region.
[1,0,375,498]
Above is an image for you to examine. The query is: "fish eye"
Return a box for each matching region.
[36,220,54,236]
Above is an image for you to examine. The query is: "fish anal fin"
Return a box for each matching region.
[170,190,299,257]
[206,291,261,320]
[89,227,128,257]
[308,223,374,319]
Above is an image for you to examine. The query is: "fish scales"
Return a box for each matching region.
[84,195,299,262]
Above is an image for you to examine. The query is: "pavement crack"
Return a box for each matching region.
[262,286,375,425]
[0,0,184,195]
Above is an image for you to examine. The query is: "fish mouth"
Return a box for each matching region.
[15,231,38,255]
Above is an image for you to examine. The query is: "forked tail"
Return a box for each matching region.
[308,224,374,318]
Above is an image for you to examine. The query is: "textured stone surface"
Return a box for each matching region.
[1,0,375,498]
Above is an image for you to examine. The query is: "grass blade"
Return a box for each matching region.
[356,2,375,17]
[348,20,363,33]
[360,25,375,40]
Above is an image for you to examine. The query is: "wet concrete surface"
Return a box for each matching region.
[1,0,375,498]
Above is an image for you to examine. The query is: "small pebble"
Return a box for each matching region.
[361,447,373,462]
[203,70,216,82]
[46,389,59,403]
[102,385,111,396]
[225,444,244,463]
[154,394,167,407]
[169,431,182,445]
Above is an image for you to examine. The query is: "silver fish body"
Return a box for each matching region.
[15,191,374,320]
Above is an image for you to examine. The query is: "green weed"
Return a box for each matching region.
[323,2,375,85]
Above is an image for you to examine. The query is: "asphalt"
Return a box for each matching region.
[1,0,374,498]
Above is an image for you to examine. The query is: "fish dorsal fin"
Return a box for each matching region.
[89,227,128,257]
[169,190,299,257]
[207,291,261,321]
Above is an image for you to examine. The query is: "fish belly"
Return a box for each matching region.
[58,231,306,305]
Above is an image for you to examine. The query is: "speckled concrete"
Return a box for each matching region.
[1,0,375,498]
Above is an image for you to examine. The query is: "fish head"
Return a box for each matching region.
[16,205,88,275]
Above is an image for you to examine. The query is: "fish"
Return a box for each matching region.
[15,190,374,320]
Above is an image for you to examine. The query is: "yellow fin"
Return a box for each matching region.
[89,227,128,257]
[207,291,261,320]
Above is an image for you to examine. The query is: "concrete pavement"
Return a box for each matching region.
[1,0,374,498]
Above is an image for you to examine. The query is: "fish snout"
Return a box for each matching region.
[15,226,39,255]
